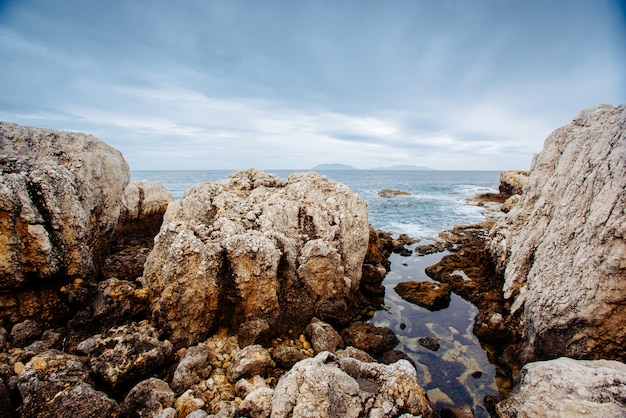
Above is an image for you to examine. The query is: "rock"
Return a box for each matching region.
[0,380,12,418]
[496,357,626,417]
[304,318,344,353]
[237,387,274,418]
[378,189,411,198]
[174,389,205,418]
[380,349,416,369]
[0,121,129,288]
[122,377,175,417]
[498,170,528,196]
[488,104,626,362]
[142,169,370,349]
[500,195,520,213]
[341,321,399,358]
[227,345,275,382]
[271,345,307,369]
[16,349,120,417]
[92,278,150,329]
[418,337,441,352]
[154,407,178,418]
[238,319,271,348]
[441,405,476,418]
[171,342,214,394]
[76,322,174,390]
[9,319,43,348]
[271,351,436,418]
[186,410,209,418]
[234,375,268,399]
[394,281,452,311]
[335,346,376,363]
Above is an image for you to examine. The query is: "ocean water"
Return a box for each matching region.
[132,169,502,416]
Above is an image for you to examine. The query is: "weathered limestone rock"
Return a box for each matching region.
[304,317,344,354]
[341,321,399,358]
[495,357,626,417]
[237,387,274,418]
[76,322,174,390]
[271,345,307,369]
[0,122,129,288]
[16,349,120,417]
[227,344,275,382]
[115,180,173,242]
[498,170,528,196]
[271,351,436,418]
[171,342,214,394]
[142,169,369,348]
[394,281,452,311]
[488,104,626,362]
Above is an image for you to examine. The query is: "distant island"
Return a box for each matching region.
[311,163,432,171]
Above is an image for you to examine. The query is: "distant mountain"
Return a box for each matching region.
[311,163,358,170]
[370,164,433,171]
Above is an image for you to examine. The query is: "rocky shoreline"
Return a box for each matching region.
[1,103,625,417]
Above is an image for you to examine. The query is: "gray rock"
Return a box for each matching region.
[271,345,307,369]
[235,375,268,399]
[227,345,274,382]
[238,319,271,348]
[496,357,626,417]
[142,169,369,349]
[488,104,626,362]
[187,410,209,418]
[154,407,178,418]
[237,387,274,418]
[304,317,344,353]
[76,323,174,390]
[122,377,175,417]
[271,351,436,418]
[172,342,213,394]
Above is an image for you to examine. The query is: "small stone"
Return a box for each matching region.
[418,337,440,352]
[471,371,483,379]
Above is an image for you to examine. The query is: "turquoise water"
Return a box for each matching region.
[131,169,501,416]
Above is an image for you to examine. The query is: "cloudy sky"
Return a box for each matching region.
[0,1,624,170]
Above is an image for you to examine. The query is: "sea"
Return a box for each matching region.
[132,169,503,417]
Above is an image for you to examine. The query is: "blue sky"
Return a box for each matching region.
[0,1,624,170]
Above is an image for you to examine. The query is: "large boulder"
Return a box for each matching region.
[495,357,626,417]
[488,104,626,362]
[0,122,129,287]
[271,351,436,418]
[0,122,129,327]
[142,169,370,348]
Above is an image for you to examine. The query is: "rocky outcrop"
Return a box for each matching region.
[495,357,626,417]
[498,171,528,196]
[0,122,129,287]
[394,281,451,311]
[142,169,370,348]
[488,104,626,363]
[271,351,436,418]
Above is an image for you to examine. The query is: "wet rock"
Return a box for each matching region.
[272,351,436,418]
[143,169,370,349]
[304,318,344,354]
[418,337,441,352]
[335,346,376,363]
[441,405,476,418]
[378,189,411,198]
[380,349,416,369]
[16,349,120,417]
[122,377,175,417]
[76,323,174,391]
[0,122,129,290]
[488,104,626,362]
[238,319,271,348]
[227,345,275,382]
[238,387,274,418]
[9,319,43,348]
[171,342,214,395]
[341,321,399,358]
[395,281,451,311]
[496,357,626,417]
[271,345,307,369]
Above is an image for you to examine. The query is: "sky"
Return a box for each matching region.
[0,1,624,171]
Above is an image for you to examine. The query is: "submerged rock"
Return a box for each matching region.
[142,169,370,348]
[394,281,451,311]
[496,357,626,417]
[488,104,626,363]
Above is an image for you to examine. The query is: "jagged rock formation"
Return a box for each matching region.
[0,122,130,327]
[142,169,370,348]
[488,104,626,362]
[498,171,528,196]
[495,357,626,417]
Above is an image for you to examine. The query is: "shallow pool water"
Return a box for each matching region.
[370,246,499,418]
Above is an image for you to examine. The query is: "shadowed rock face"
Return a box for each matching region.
[488,104,626,363]
[143,169,370,349]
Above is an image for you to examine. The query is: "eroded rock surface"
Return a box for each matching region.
[488,104,626,362]
[394,281,451,311]
[495,357,626,417]
[143,169,370,348]
[271,351,436,418]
